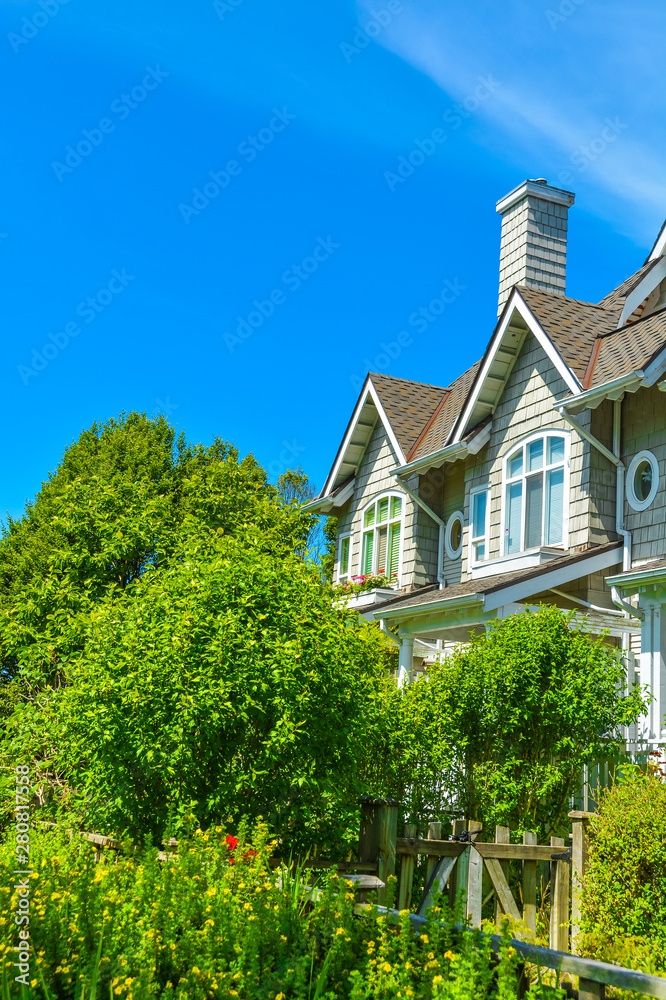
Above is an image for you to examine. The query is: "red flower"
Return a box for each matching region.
[225,834,239,851]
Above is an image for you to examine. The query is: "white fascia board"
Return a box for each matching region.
[483,544,623,612]
[372,592,483,622]
[453,291,580,444]
[618,257,666,327]
[321,383,374,498]
[641,340,666,386]
[331,479,355,507]
[366,380,407,467]
[606,563,666,591]
[648,220,666,262]
[556,373,644,414]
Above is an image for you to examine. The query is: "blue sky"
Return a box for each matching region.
[1,0,664,519]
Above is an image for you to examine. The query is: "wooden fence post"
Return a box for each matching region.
[398,823,416,911]
[426,821,442,886]
[357,797,399,906]
[467,820,483,928]
[549,836,570,952]
[522,831,537,935]
[494,825,510,922]
[449,818,465,910]
[569,811,592,954]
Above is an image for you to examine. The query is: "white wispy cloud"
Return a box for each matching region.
[355,0,665,243]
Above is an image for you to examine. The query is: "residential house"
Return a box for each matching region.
[306,178,666,755]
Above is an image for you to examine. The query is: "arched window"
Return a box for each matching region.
[360,492,404,583]
[501,431,569,556]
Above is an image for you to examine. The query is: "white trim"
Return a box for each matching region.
[367,381,407,467]
[498,429,570,557]
[358,490,405,584]
[617,257,666,327]
[453,292,580,443]
[321,377,407,500]
[444,510,464,560]
[468,485,490,569]
[483,544,623,612]
[626,450,660,512]
[648,221,666,261]
[470,546,567,580]
[336,531,352,583]
[495,179,575,215]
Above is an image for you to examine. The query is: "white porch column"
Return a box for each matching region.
[397,631,414,688]
[638,600,666,744]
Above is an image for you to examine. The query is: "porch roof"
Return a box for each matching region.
[372,541,623,630]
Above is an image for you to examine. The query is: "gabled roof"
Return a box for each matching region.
[517,287,610,380]
[588,308,666,388]
[369,373,447,457]
[596,258,662,320]
[407,362,481,462]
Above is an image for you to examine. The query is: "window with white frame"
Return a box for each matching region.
[337,533,351,584]
[360,493,403,582]
[470,487,490,563]
[502,432,569,556]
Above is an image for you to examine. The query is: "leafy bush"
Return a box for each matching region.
[0,823,560,999]
[579,766,666,973]
[365,606,645,840]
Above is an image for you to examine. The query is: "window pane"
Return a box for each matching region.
[362,531,374,574]
[635,461,653,502]
[377,497,389,524]
[528,439,543,472]
[545,467,564,545]
[525,474,543,549]
[388,522,401,578]
[472,491,487,539]
[505,482,522,554]
[390,496,402,519]
[364,506,375,529]
[548,437,565,465]
[451,517,462,553]
[474,540,485,561]
[377,526,388,575]
[508,449,523,478]
[340,537,350,576]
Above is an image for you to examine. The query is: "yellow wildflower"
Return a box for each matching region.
[433,975,443,984]
[444,950,457,962]
[335,927,346,936]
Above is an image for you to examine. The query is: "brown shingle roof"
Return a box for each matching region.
[589,308,666,387]
[596,259,662,320]
[408,362,481,461]
[369,373,447,457]
[517,286,612,380]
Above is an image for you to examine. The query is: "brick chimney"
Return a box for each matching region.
[496,178,575,315]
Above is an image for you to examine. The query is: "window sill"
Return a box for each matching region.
[469,547,567,580]
[340,587,399,609]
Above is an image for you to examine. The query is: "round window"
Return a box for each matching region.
[627,451,659,511]
[445,511,464,560]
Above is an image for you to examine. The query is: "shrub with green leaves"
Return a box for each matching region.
[579,767,666,973]
[0,823,560,1000]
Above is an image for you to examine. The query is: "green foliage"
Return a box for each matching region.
[320,517,338,584]
[0,822,552,999]
[367,606,645,839]
[579,766,666,973]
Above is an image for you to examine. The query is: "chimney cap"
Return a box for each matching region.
[496,178,575,215]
